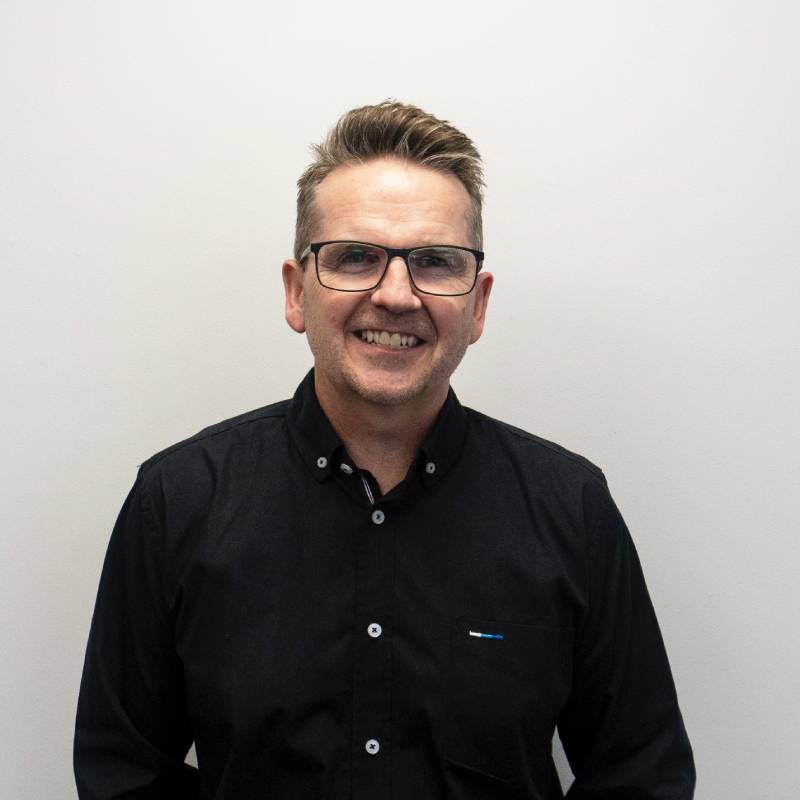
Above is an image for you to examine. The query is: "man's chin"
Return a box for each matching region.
[342,368,435,408]
[342,358,460,410]
[351,381,424,407]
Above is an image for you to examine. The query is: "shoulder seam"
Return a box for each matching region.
[465,407,606,483]
[140,401,290,473]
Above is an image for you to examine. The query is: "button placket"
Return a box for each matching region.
[352,484,392,795]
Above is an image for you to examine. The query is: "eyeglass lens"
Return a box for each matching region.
[316,242,477,295]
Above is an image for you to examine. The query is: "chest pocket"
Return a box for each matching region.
[444,618,573,783]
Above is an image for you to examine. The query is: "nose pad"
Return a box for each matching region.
[371,257,422,310]
[381,257,414,290]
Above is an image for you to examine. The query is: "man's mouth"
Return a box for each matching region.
[355,329,424,349]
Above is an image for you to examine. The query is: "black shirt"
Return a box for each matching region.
[75,370,695,799]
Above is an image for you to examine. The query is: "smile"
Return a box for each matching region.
[357,330,423,349]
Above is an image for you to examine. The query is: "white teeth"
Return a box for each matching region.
[359,330,421,348]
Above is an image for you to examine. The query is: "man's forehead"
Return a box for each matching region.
[312,157,472,244]
[320,155,464,196]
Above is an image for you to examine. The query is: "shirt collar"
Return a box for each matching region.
[286,370,343,482]
[286,369,469,487]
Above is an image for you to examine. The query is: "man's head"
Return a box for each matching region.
[283,102,492,415]
[293,101,485,262]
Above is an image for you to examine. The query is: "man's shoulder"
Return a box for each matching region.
[463,406,607,486]
[139,397,291,476]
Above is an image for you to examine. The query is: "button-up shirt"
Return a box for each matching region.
[75,370,695,798]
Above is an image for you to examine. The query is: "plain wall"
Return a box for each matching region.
[2,1,798,796]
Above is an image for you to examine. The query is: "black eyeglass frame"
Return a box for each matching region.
[299,240,485,297]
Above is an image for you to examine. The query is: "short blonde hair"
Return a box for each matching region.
[294,100,484,261]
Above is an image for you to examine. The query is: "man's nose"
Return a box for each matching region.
[370,257,423,312]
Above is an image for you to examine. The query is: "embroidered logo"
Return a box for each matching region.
[468,630,505,640]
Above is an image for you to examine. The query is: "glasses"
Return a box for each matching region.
[300,241,484,296]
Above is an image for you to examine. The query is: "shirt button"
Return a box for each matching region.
[368,622,383,638]
[371,509,385,525]
[425,461,436,474]
[316,456,328,469]
[365,738,380,755]
[339,463,353,475]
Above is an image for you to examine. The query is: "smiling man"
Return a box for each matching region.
[75,102,695,799]
[283,155,492,494]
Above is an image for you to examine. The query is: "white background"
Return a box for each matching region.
[2,1,798,797]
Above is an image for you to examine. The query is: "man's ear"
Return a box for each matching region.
[282,259,307,333]
[468,270,493,344]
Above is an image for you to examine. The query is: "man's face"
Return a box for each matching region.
[283,157,493,412]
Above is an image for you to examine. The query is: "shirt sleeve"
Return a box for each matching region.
[74,466,199,799]
[557,476,696,799]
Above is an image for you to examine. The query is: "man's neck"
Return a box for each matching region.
[314,375,447,495]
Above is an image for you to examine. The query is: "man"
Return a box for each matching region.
[75,101,695,798]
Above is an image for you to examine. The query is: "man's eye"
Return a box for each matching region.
[319,246,383,272]
[340,250,374,264]
[415,255,448,268]
[411,249,463,271]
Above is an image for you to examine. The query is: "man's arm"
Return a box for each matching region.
[557,478,695,799]
[74,467,199,799]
